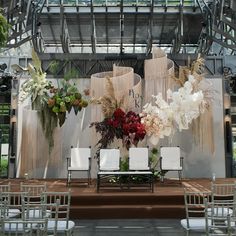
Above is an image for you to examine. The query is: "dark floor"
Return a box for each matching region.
[73,219,205,236]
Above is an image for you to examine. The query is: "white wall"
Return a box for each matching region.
[17,78,225,179]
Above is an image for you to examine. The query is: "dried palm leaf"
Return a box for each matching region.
[91,77,124,118]
[191,55,205,75]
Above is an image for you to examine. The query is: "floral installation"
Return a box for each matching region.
[19,50,89,151]
[47,78,88,127]
[141,57,209,145]
[90,77,146,156]
[91,108,146,151]
[19,49,51,106]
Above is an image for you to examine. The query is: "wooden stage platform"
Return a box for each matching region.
[0,178,235,220]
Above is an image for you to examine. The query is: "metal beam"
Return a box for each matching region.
[120,0,124,55]
[90,0,96,54]
[172,3,183,54]
[76,13,83,47]
[132,5,138,54]
[60,5,71,53]
[159,13,166,45]
[31,0,46,53]
[105,6,109,53]
[146,0,154,55]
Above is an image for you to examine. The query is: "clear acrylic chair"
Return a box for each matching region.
[40,191,75,236]
[181,188,211,236]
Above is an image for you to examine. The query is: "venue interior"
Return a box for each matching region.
[0,0,236,235]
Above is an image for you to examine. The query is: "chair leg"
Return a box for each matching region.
[160,174,164,183]
[88,170,91,186]
[178,170,182,182]
[97,175,100,193]
[67,171,71,186]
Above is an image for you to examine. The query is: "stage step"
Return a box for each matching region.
[70,205,185,219]
[70,194,185,219]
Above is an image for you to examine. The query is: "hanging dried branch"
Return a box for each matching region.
[191,55,205,75]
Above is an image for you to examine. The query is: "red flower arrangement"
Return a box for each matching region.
[90,108,146,152]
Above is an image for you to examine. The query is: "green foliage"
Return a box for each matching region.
[64,69,79,81]
[48,60,60,75]
[0,157,8,177]
[47,78,88,127]
[0,13,10,48]
[120,157,129,171]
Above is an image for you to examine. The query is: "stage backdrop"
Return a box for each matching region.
[17,77,225,179]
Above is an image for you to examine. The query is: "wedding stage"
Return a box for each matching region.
[1,178,234,220]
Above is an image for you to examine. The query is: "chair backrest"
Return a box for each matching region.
[41,191,71,219]
[20,182,47,205]
[99,149,120,171]
[129,147,149,171]
[0,191,28,207]
[205,199,236,235]
[20,182,47,196]
[40,191,71,235]
[211,181,236,200]
[183,188,211,221]
[160,146,182,170]
[0,183,11,193]
[70,147,91,170]
[0,192,28,218]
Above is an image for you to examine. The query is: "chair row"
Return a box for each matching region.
[0,190,74,235]
[67,146,184,189]
[181,181,236,235]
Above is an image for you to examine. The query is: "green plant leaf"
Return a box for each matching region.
[58,112,66,127]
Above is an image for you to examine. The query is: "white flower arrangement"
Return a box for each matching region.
[141,74,208,145]
[19,50,51,103]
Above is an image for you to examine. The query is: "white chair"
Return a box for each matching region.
[40,191,75,236]
[128,147,154,192]
[67,146,91,186]
[97,148,120,192]
[160,146,183,182]
[181,188,211,236]
[129,147,150,171]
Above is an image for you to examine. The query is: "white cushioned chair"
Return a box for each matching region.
[160,146,183,182]
[67,146,91,186]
